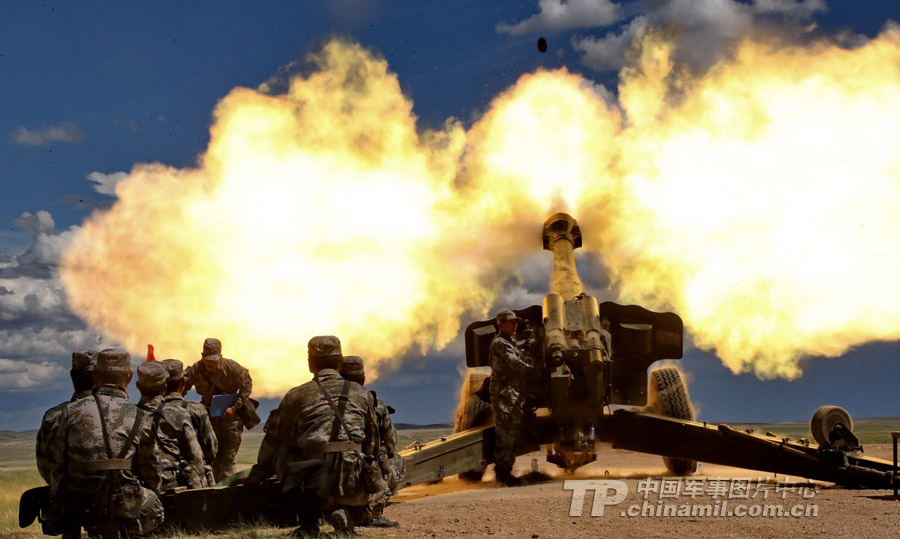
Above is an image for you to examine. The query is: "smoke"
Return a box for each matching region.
[61,26,900,393]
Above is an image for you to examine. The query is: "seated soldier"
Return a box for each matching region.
[43,349,163,538]
[244,336,385,537]
[339,355,402,528]
[35,350,98,539]
[161,358,217,486]
[136,361,208,490]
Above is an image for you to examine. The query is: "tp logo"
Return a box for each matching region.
[563,480,628,516]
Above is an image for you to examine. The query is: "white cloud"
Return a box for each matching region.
[0,210,109,391]
[12,210,55,233]
[0,358,66,390]
[753,0,826,17]
[579,78,618,106]
[7,121,84,146]
[86,171,129,196]
[573,16,647,72]
[504,0,827,73]
[497,0,622,35]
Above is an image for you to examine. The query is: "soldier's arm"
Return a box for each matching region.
[198,409,218,464]
[380,403,399,456]
[231,361,253,411]
[363,394,380,457]
[137,416,163,493]
[35,406,62,486]
[246,408,280,482]
[497,339,533,373]
[40,405,69,491]
[180,420,207,488]
[182,364,195,394]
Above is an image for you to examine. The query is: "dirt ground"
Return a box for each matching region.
[360,444,900,539]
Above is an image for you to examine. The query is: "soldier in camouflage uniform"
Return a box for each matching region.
[183,337,258,482]
[37,350,99,496]
[489,309,534,486]
[42,349,164,538]
[244,336,384,537]
[162,358,217,484]
[35,349,98,539]
[339,356,402,528]
[136,362,208,490]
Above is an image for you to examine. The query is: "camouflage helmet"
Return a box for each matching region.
[339,355,365,377]
[71,349,99,371]
[97,349,131,374]
[202,338,222,362]
[495,309,523,324]
[137,361,168,387]
[162,359,184,381]
[308,335,342,359]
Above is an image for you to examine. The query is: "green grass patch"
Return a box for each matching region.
[727,417,900,445]
[0,469,44,537]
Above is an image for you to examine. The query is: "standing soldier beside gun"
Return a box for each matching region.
[183,337,258,482]
[136,362,208,491]
[243,336,385,537]
[490,309,535,486]
[339,355,402,528]
[162,358,217,484]
[40,349,164,538]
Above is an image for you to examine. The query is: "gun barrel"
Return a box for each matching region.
[542,213,583,300]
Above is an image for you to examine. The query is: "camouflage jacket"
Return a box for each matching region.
[139,395,208,490]
[372,392,398,457]
[489,333,532,402]
[43,384,162,493]
[164,393,218,466]
[184,358,254,425]
[252,369,380,500]
[36,390,93,494]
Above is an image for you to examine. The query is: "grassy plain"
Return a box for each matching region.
[2,419,897,537]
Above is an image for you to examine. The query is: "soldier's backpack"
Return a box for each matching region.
[313,378,384,496]
[42,395,146,531]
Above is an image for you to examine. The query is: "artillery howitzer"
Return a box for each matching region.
[399,213,897,491]
[19,213,897,535]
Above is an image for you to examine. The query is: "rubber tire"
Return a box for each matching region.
[454,371,493,481]
[810,405,853,448]
[646,367,697,476]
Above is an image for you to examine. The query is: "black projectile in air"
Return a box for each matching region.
[537,37,547,53]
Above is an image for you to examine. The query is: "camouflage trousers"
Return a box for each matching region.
[490,386,524,474]
[211,416,243,483]
[384,453,405,494]
[84,486,163,538]
[353,454,406,524]
[347,489,393,526]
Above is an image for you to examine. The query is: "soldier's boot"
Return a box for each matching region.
[291,511,321,538]
[327,508,354,535]
[366,515,399,527]
[495,466,523,487]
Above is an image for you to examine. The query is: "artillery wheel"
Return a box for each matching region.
[810,406,853,449]
[646,367,697,476]
[454,370,493,481]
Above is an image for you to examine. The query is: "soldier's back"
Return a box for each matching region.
[66,385,146,463]
[176,397,219,462]
[373,396,398,454]
[141,396,207,489]
[277,370,371,449]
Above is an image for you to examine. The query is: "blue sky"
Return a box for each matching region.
[1,1,899,431]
